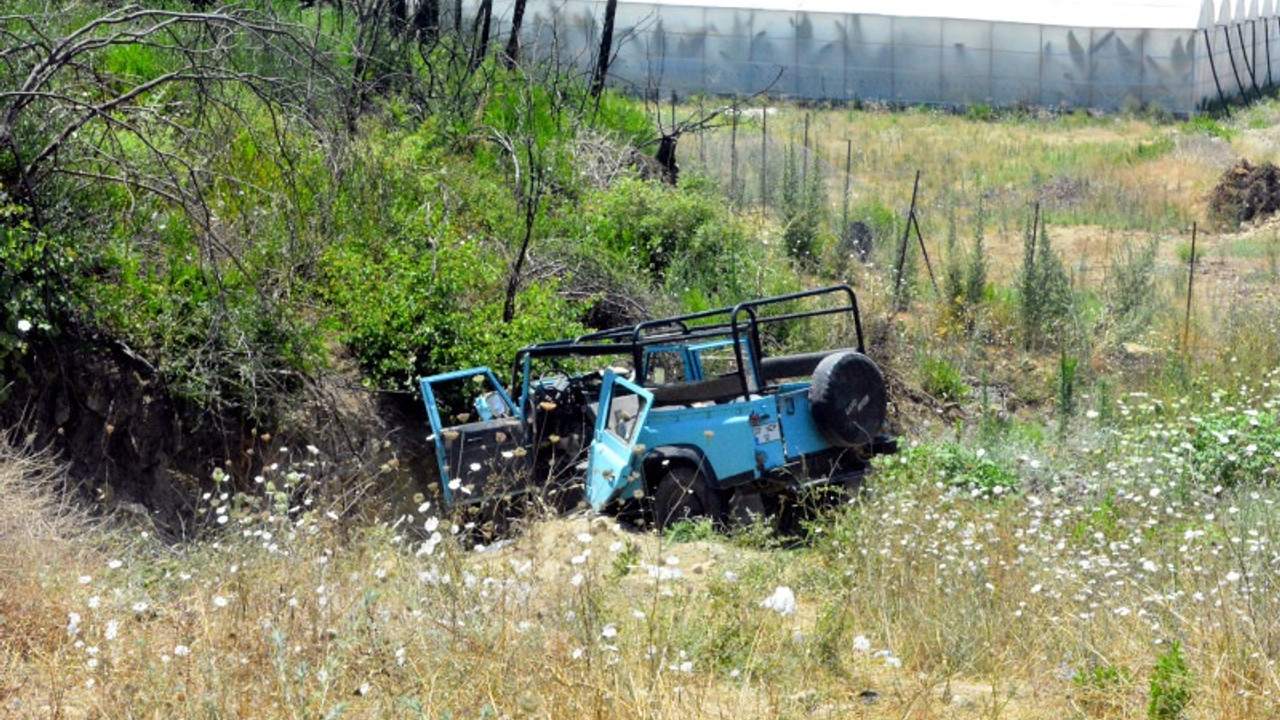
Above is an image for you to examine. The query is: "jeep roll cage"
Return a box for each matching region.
[507,284,866,411]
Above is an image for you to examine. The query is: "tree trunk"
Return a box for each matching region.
[590,0,618,97]
[654,135,679,185]
[470,0,493,69]
[412,0,440,40]
[502,0,527,68]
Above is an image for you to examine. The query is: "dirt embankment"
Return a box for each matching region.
[1,332,437,536]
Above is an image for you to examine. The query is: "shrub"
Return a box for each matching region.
[1018,212,1075,349]
[320,236,580,389]
[1181,411,1280,488]
[889,443,1018,495]
[1107,238,1160,343]
[0,200,79,372]
[778,145,828,267]
[576,176,768,309]
[1148,641,1192,720]
[921,355,968,402]
[91,233,319,422]
[1072,662,1136,718]
[940,195,988,332]
[1184,114,1234,141]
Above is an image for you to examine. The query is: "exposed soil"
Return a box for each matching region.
[1,331,438,537]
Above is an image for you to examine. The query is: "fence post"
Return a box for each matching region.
[1183,222,1198,355]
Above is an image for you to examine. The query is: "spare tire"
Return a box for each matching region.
[808,351,887,448]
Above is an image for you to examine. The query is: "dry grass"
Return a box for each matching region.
[4,377,1280,719]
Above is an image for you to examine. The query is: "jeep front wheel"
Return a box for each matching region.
[653,466,723,530]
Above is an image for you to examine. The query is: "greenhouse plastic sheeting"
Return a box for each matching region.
[471,0,1280,114]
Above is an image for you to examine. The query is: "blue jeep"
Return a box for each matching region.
[419,285,896,527]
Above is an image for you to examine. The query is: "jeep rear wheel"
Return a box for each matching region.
[809,350,888,448]
[653,466,723,530]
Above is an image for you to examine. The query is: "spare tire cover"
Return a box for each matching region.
[808,351,887,448]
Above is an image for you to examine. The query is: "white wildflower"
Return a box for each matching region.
[760,586,797,615]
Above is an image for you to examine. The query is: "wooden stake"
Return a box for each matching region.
[760,107,768,209]
[1183,221,1198,354]
[892,170,922,306]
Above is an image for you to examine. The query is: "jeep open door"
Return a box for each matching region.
[584,371,653,510]
[419,367,529,507]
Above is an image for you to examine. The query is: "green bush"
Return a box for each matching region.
[1184,115,1234,141]
[320,235,580,389]
[778,145,828,267]
[1174,241,1200,264]
[920,355,968,402]
[89,223,320,423]
[0,201,81,372]
[885,443,1018,495]
[1181,411,1280,488]
[1018,215,1075,349]
[1107,238,1160,343]
[576,177,768,309]
[1148,641,1192,720]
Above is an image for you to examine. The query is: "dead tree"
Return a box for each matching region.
[590,0,618,97]
[637,75,780,186]
[502,0,527,67]
[470,0,493,69]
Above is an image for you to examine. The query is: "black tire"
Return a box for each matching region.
[653,466,723,530]
[808,350,887,448]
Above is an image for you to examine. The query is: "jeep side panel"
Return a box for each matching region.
[773,383,831,459]
[637,396,781,482]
